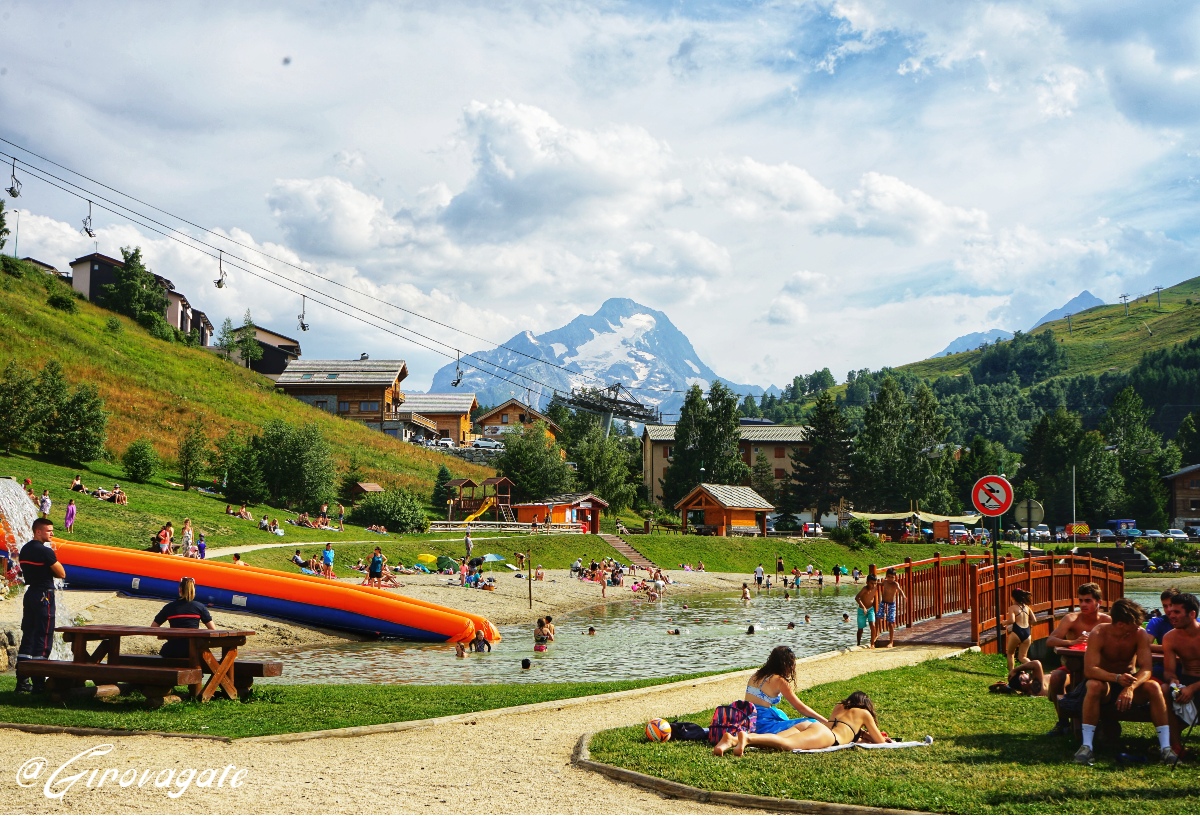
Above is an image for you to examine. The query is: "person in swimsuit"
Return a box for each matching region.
[877,567,906,648]
[715,690,889,756]
[1006,588,1034,674]
[533,617,552,651]
[733,646,829,742]
[368,547,384,589]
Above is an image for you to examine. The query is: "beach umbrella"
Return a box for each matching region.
[436,555,459,572]
[416,553,437,566]
[482,553,505,572]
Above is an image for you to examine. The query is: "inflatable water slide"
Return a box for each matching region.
[1,481,498,643]
[55,540,501,643]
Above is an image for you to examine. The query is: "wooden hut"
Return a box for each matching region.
[513,492,608,534]
[674,484,773,537]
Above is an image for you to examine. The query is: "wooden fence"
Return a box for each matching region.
[875,551,1125,648]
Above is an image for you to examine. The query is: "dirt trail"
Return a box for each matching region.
[0,645,955,814]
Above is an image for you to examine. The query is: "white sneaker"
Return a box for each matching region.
[1160,746,1180,766]
[1073,745,1094,766]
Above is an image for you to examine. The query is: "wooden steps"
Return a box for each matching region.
[600,533,657,570]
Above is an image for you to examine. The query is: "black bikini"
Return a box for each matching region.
[828,717,861,746]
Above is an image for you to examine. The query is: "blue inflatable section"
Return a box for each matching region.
[65,565,449,641]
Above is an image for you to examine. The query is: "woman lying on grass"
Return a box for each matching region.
[714,687,890,756]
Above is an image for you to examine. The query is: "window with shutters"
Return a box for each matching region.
[775,447,785,459]
[774,468,786,479]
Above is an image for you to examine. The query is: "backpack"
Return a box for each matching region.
[671,721,709,742]
[708,700,757,745]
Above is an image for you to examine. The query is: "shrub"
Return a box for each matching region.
[121,438,160,483]
[830,518,880,551]
[139,311,175,342]
[1,255,27,279]
[47,289,78,313]
[105,316,122,333]
[350,488,429,533]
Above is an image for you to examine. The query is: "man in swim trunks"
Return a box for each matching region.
[1074,599,1175,766]
[754,563,764,590]
[1045,582,1111,735]
[854,575,879,648]
[1162,592,1200,756]
[877,567,907,647]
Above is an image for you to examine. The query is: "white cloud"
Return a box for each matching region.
[267,177,410,256]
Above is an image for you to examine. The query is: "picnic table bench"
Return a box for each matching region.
[17,625,281,707]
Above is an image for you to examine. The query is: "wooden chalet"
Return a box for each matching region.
[674,483,773,537]
[399,393,479,444]
[1166,464,1200,529]
[277,359,408,425]
[513,491,608,534]
[475,398,562,441]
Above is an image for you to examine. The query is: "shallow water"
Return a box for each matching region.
[246,585,865,685]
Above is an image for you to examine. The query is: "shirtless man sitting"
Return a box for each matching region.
[1045,582,1111,735]
[1162,592,1200,756]
[1074,599,1176,766]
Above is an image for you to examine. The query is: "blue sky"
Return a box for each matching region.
[3,0,1199,388]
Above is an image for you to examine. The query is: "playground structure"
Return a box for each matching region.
[446,477,514,523]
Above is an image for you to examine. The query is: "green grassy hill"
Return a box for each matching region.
[0,259,492,493]
[902,274,1200,380]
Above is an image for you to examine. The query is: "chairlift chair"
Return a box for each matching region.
[5,158,20,198]
[451,350,464,387]
[297,294,309,332]
[214,250,228,288]
[80,200,96,238]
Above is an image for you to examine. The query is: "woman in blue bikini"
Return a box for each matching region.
[743,646,829,733]
[715,689,889,756]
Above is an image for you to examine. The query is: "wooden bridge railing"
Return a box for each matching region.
[971,554,1124,645]
[875,551,1124,647]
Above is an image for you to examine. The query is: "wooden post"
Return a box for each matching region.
[969,564,980,646]
[933,552,944,619]
[903,557,914,629]
[960,551,970,614]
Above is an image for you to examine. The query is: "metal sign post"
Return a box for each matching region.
[972,475,1015,653]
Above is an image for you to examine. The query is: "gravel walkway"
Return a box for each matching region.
[0,645,955,814]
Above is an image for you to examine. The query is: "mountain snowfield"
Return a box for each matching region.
[428,298,762,418]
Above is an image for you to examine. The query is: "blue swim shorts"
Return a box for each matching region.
[857,606,876,628]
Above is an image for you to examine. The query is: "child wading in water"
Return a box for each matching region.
[1006,588,1034,674]
[854,575,879,648]
[877,567,907,648]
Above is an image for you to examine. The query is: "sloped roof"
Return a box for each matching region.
[514,491,610,508]
[643,424,809,443]
[70,252,126,268]
[476,398,563,434]
[354,482,384,493]
[400,392,478,415]
[277,359,408,386]
[446,479,479,488]
[1166,464,1200,480]
[675,483,774,511]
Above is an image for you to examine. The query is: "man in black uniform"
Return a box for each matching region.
[16,518,66,693]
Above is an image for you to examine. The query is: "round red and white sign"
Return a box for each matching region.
[971,475,1014,517]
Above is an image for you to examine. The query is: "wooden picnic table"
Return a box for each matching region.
[57,625,258,703]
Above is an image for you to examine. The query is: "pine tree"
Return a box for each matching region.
[660,382,749,508]
[1101,387,1178,530]
[98,246,169,326]
[787,391,851,524]
[431,463,455,515]
[0,199,8,251]
[0,360,37,454]
[902,384,954,514]
[495,421,575,503]
[176,420,210,491]
[576,425,636,514]
[235,309,263,368]
[851,378,908,511]
[1177,412,1200,465]
[216,318,237,360]
[750,451,776,504]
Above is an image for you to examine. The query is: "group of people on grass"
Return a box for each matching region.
[287,543,337,579]
[65,475,127,506]
[710,645,890,756]
[993,581,1200,766]
[149,519,208,559]
[224,502,346,534]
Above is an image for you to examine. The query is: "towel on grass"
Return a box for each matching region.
[792,736,933,754]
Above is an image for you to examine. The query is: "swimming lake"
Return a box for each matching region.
[245,586,867,685]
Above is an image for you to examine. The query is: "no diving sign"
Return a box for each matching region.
[972,475,1014,517]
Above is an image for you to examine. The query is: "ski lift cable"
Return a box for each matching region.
[11,160,566,398]
[3,145,779,404]
[0,140,616,389]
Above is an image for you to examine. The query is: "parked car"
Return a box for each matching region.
[1166,529,1189,542]
[972,527,990,541]
[1034,524,1051,542]
[471,438,504,449]
[1188,526,1200,539]
[1143,529,1165,539]
[802,522,823,536]
[1094,528,1116,542]
[948,523,969,542]
[1114,527,1143,542]
[434,437,456,448]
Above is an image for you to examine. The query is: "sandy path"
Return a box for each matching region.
[0,645,955,814]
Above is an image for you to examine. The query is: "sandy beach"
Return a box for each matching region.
[0,644,957,814]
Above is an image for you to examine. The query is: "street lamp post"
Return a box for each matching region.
[12,208,19,258]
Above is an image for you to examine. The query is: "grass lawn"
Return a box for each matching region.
[0,672,719,740]
[210,533,628,572]
[588,652,1200,814]
[622,533,1027,576]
